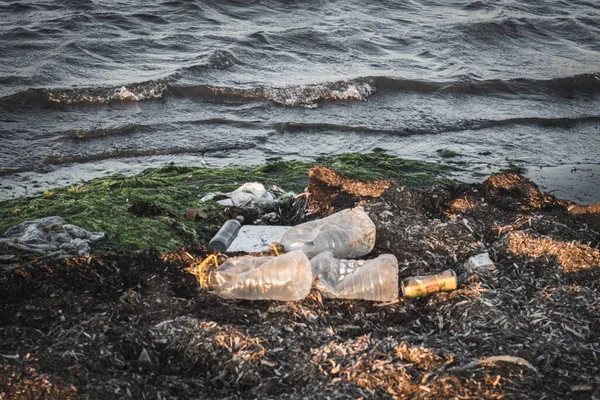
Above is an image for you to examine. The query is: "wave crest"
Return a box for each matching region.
[264,80,375,108]
[2,73,598,109]
[44,81,167,104]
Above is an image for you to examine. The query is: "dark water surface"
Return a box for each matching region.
[1,0,599,202]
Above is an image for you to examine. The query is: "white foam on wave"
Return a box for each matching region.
[264,81,375,108]
[44,81,167,104]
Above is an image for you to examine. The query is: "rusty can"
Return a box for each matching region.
[401,269,457,298]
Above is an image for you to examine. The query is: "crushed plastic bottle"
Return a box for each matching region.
[209,250,312,301]
[310,251,399,301]
[280,207,376,259]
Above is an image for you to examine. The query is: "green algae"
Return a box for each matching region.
[0,153,457,253]
[436,148,462,158]
[501,158,528,175]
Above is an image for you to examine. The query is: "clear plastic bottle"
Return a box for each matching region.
[208,216,244,252]
[310,251,399,301]
[209,250,312,301]
[280,207,376,259]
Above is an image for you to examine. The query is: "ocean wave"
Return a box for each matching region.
[171,79,376,107]
[273,116,600,135]
[177,50,242,74]
[66,118,263,141]
[2,73,598,109]
[373,73,600,96]
[0,80,167,106]
[61,115,600,146]
[45,82,167,104]
[264,80,375,108]
[46,143,256,165]
[68,124,147,140]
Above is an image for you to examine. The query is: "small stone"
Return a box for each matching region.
[465,252,495,272]
[185,208,208,221]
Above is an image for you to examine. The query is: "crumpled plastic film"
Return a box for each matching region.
[0,216,105,257]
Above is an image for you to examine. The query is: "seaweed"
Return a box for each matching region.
[436,148,462,158]
[0,153,457,253]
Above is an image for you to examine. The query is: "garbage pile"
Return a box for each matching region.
[199,193,494,302]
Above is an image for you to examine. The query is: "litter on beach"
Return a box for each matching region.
[227,225,292,253]
[0,216,105,259]
[465,252,496,272]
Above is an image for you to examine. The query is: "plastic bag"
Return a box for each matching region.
[280,207,376,259]
[209,250,312,301]
[0,216,105,257]
[228,182,275,208]
[310,251,398,301]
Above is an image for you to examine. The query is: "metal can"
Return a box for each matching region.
[401,269,457,298]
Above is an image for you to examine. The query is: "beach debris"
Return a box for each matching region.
[184,207,208,221]
[208,216,244,252]
[185,253,221,289]
[401,270,458,298]
[224,182,274,208]
[226,225,291,253]
[482,173,544,210]
[458,355,539,374]
[570,385,594,392]
[311,251,398,301]
[465,252,496,273]
[0,216,105,258]
[201,182,295,211]
[209,250,312,301]
[568,202,600,215]
[0,352,19,360]
[257,211,281,225]
[280,206,376,259]
[136,348,158,371]
[3,166,600,398]
[307,165,393,215]
[0,254,20,271]
[508,231,600,273]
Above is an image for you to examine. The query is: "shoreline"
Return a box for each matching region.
[1,152,599,204]
[1,152,598,259]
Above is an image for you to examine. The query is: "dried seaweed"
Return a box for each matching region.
[1,173,599,399]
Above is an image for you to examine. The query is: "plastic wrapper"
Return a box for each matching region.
[280,207,376,259]
[0,216,105,257]
[310,251,399,301]
[209,250,312,301]
[228,182,275,208]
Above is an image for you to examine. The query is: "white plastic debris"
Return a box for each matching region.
[0,216,105,258]
[210,250,312,301]
[280,207,376,259]
[201,182,295,211]
[311,251,399,301]
[137,348,155,371]
[227,225,291,253]
[220,182,275,208]
[465,252,495,272]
